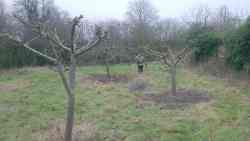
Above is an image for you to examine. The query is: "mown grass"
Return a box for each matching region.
[0,63,250,141]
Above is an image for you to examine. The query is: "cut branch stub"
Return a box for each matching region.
[71,15,84,52]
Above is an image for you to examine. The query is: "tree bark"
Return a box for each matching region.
[105,60,111,80]
[64,55,76,141]
[170,65,177,95]
[64,92,75,141]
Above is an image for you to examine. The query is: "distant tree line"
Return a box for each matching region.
[0,0,250,72]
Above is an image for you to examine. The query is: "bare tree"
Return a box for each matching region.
[126,0,158,47]
[127,0,158,25]
[146,19,191,95]
[211,5,242,32]
[183,4,211,26]
[0,14,106,141]
[147,45,190,95]
[102,21,121,79]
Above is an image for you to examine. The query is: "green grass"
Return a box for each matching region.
[1,63,250,141]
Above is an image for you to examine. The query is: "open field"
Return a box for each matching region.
[1,63,250,141]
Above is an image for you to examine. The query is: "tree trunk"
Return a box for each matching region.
[170,65,177,95]
[105,56,111,80]
[64,55,76,141]
[64,93,75,141]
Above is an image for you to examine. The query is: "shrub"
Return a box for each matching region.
[225,16,250,71]
[187,25,222,62]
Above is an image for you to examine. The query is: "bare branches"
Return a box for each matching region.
[144,47,162,57]
[175,46,191,65]
[165,46,175,64]
[13,14,35,28]
[162,46,191,66]
[23,41,57,63]
[75,38,101,56]
[24,35,40,45]
[0,33,57,63]
[75,30,107,56]
[161,54,172,67]
[144,44,191,70]
[48,31,71,52]
[13,12,107,60]
[1,13,107,66]
[14,14,71,52]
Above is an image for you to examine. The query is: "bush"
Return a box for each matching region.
[187,25,222,62]
[225,17,250,71]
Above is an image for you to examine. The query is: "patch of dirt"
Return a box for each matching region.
[0,68,31,76]
[32,120,102,141]
[81,74,131,84]
[0,84,18,92]
[136,89,211,109]
[32,120,125,141]
[0,80,31,93]
[128,74,152,92]
[128,78,148,92]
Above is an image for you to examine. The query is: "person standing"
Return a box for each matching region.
[135,54,145,73]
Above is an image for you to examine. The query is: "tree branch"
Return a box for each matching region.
[162,55,172,67]
[48,31,71,52]
[24,35,41,45]
[0,34,57,63]
[75,38,101,56]
[56,64,72,96]
[70,15,83,52]
[165,46,175,64]
[23,43,57,63]
[14,14,71,52]
[13,14,35,28]
[175,46,191,65]
[144,47,163,58]
[74,24,107,57]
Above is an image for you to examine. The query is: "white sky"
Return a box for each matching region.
[4,0,250,20]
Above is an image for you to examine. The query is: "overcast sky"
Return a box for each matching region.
[4,0,250,20]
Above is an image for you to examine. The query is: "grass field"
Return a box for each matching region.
[1,63,250,141]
